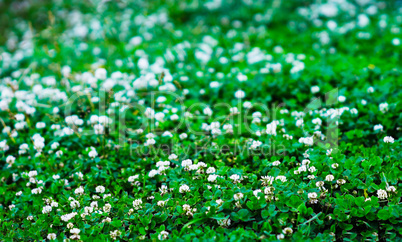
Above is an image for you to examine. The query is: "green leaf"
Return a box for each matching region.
[111,220,122,228]
[261,210,269,219]
[378,209,391,220]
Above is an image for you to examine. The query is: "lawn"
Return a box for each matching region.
[0,0,401,241]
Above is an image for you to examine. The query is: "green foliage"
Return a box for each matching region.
[0,0,401,241]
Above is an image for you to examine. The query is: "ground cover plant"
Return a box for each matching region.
[0,0,401,241]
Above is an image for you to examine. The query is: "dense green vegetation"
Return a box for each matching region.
[0,0,401,241]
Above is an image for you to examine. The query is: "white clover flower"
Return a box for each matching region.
[15,113,25,121]
[337,179,346,185]
[103,217,112,223]
[74,186,84,195]
[338,96,346,102]
[253,189,262,198]
[95,68,107,80]
[133,199,143,210]
[183,204,191,211]
[308,192,317,199]
[159,185,168,195]
[55,150,63,157]
[203,107,213,116]
[308,192,318,204]
[19,143,29,154]
[234,90,245,99]
[296,119,304,127]
[277,234,285,240]
[6,155,15,166]
[276,176,287,182]
[36,122,46,129]
[266,122,277,136]
[189,164,199,171]
[128,175,139,183]
[88,149,98,158]
[387,186,396,193]
[157,200,167,207]
[170,114,180,121]
[325,175,334,182]
[218,218,231,228]
[283,227,293,235]
[162,131,173,137]
[146,133,156,139]
[168,154,178,160]
[299,137,314,146]
[311,86,320,94]
[181,159,193,170]
[350,108,358,115]
[379,103,388,113]
[302,159,310,166]
[70,200,80,209]
[207,174,218,182]
[383,136,394,143]
[90,201,98,208]
[373,124,383,132]
[208,122,219,130]
[179,184,190,193]
[42,205,52,214]
[261,176,274,186]
[158,231,169,240]
[61,212,77,222]
[149,169,159,177]
[206,167,216,174]
[312,118,322,126]
[250,140,262,150]
[234,192,244,201]
[377,189,387,199]
[47,233,57,240]
[70,228,81,240]
[67,222,74,229]
[103,203,112,213]
[272,160,281,166]
[229,174,241,183]
[264,187,275,195]
[0,140,9,151]
[243,101,252,109]
[110,230,122,240]
[156,161,170,168]
[96,186,105,193]
[31,187,43,194]
[33,140,45,151]
[316,181,324,188]
[81,212,89,219]
[237,72,248,82]
[155,112,165,122]
[94,124,104,134]
[179,133,188,139]
[145,139,156,147]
